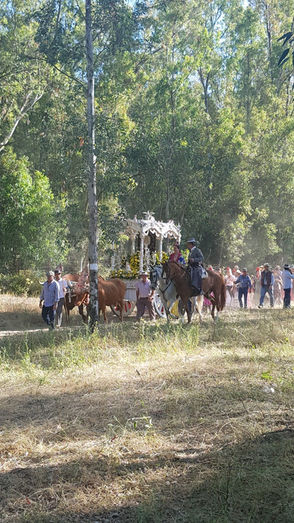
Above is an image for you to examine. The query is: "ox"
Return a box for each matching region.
[63,273,126,323]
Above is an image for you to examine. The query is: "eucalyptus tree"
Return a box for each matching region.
[0,0,50,153]
[33,0,145,324]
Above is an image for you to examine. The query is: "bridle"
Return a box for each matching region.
[166,261,188,282]
[159,278,174,300]
[155,264,175,300]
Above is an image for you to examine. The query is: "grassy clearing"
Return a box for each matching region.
[0,297,294,522]
[0,294,83,332]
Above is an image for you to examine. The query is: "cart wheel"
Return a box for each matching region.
[153,291,166,318]
[110,300,135,317]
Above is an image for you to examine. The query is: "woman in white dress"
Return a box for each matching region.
[225,267,236,306]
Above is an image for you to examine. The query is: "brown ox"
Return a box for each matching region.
[63,272,89,323]
[64,274,126,323]
[98,276,126,322]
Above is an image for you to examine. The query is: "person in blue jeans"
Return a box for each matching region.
[282,264,294,309]
[235,268,252,309]
[39,271,59,329]
[258,263,274,308]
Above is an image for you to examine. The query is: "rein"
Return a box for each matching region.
[159,278,173,299]
[168,261,189,282]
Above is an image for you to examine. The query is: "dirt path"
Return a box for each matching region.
[0,328,52,337]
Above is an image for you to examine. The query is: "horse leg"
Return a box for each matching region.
[211,303,215,321]
[165,306,170,322]
[190,296,195,319]
[196,295,203,322]
[184,299,192,323]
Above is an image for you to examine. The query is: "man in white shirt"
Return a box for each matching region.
[54,269,68,327]
[282,264,294,309]
[136,272,155,321]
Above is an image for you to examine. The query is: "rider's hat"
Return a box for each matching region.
[186,238,196,244]
[284,264,290,269]
[242,268,247,272]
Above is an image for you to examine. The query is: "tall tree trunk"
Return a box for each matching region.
[86,0,99,331]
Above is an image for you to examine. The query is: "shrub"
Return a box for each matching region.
[0,271,42,296]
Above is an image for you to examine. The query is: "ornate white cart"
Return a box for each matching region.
[110,212,181,317]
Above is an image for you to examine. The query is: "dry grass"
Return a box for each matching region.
[0,296,294,522]
[0,294,83,333]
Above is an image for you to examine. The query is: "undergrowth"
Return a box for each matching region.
[0,303,294,522]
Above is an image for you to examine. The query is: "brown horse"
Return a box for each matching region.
[163,261,226,322]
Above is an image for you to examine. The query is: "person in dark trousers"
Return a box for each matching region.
[136,272,155,321]
[282,264,294,309]
[54,269,68,327]
[187,238,204,295]
[258,263,274,308]
[235,268,252,309]
[39,271,59,329]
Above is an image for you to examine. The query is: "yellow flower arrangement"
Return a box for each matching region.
[155,251,169,264]
[110,250,172,279]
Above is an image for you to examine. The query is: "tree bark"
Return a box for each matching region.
[86,0,99,331]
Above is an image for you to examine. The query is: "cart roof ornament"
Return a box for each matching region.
[125,212,181,242]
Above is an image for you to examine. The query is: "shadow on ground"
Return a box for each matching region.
[1,352,294,522]
[1,428,293,522]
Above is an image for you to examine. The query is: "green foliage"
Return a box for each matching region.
[1,0,294,272]
[0,149,66,272]
[0,270,41,296]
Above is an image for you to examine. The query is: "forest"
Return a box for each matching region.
[1,0,294,272]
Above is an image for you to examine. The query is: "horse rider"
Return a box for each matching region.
[169,243,186,264]
[187,238,204,295]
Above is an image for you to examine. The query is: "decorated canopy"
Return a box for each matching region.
[125,212,181,241]
[123,212,181,272]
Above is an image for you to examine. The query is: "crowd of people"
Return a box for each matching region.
[167,241,294,311]
[168,240,294,311]
[222,263,294,310]
[39,241,294,328]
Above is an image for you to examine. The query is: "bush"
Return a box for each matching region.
[0,271,42,296]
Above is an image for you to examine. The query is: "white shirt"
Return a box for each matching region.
[56,278,68,299]
[136,279,152,298]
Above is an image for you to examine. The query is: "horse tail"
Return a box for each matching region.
[219,275,226,311]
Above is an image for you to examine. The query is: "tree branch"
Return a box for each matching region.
[0,92,43,153]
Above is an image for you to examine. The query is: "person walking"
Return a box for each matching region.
[258,263,274,308]
[235,268,252,309]
[39,271,59,329]
[136,271,155,321]
[282,264,294,309]
[54,268,68,327]
[225,267,235,306]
